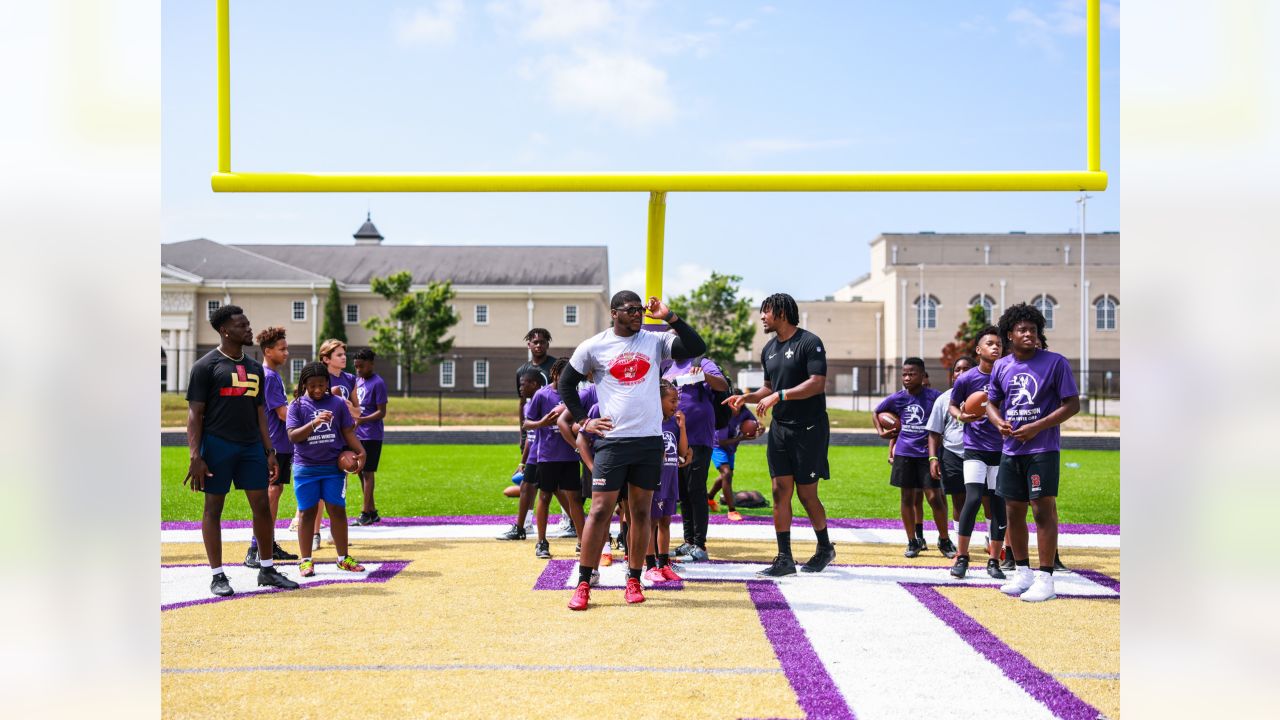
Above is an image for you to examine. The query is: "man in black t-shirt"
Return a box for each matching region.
[725,293,835,577]
[516,328,557,442]
[185,305,299,597]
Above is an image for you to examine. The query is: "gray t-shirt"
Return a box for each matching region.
[926,388,965,455]
[568,327,676,438]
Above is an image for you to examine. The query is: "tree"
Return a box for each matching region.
[319,278,347,349]
[939,303,990,370]
[364,271,458,397]
[667,272,756,375]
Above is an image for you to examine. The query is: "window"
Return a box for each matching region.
[345,304,359,324]
[206,300,220,318]
[1094,295,1117,331]
[564,304,579,325]
[289,358,305,384]
[913,295,939,330]
[292,300,306,321]
[439,360,455,388]
[474,304,489,325]
[1031,294,1057,330]
[969,295,996,324]
[473,360,489,388]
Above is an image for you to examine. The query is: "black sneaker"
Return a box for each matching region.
[1000,551,1016,571]
[353,511,375,527]
[937,537,958,559]
[986,558,1007,579]
[916,536,928,552]
[243,545,261,569]
[904,539,921,559]
[1054,552,1070,574]
[257,565,300,590]
[756,554,797,578]
[535,540,551,559]
[950,555,969,579]
[211,572,234,597]
[369,509,381,524]
[496,524,526,541]
[271,542,298,561]
[675,542,695,556]
[800,544,836,573]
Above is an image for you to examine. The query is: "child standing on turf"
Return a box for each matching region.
[927,357,975,538]
[645,380,688,583]
[245,326,300,568]
[497,370,546,541]
[286,362,367,577]
[524,359,582,559]
[709,390,757,522]
[351,349,388,526]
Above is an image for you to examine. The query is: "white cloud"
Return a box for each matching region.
[1007,1,1119,58]
[547,50,675,130]
[488,0,617,41]
[616,263,767,305]
[722,137,853,164]
[395,0,465,46]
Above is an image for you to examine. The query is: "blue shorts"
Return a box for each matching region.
[293,464,348,511]
[711,447,735,470]
[199,433,269,495]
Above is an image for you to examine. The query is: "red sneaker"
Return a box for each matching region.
[625,577,646,604]
[659,564,682,582]
[568,582,591,611]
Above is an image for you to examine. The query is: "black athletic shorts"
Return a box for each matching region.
[940,449,965,495]
[361,440,383,472]
[580,461,592,497]
[522,463,539,487]
[997,451,1061,502]
[890,455,935,490]
[589,436,662,494]
[964,449,1003,467]
[270,452,293,486]
[537,460,582,494]
[766,418,829,484]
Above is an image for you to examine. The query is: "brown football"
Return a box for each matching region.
[876,411,900,434]
[739,418,760,438]
[962,390,989,417]
[338,450,359,473]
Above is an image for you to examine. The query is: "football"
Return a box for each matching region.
[338,450,360,473]
[962,390,989,417]
[739,418,760,438]
[876,411,900,434]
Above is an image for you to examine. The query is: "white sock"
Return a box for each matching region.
[259,558,273,568]
[210,566,223,576]
[337,554,347,562]
[302,557,312,564]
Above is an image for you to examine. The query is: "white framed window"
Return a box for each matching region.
[969,294,996,324]
[289,358,306,384]
[1031,294,1057,330]
[439,359,455,388]
[345,303,359,324]
[564,304,579,325]
[1094,295,1117,331]
[473,359,489,388]
[913,295,939,330]
[474,304,489,325]
[292,300,306,322]
[206,300,221,319]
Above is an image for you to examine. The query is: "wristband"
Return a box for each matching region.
[779,388,786,401]
[663,311,677,323]
[928,456,938,461]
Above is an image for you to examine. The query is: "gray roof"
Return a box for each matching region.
[353,216,383,240]
[162,239,608,287]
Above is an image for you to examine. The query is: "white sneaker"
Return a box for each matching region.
[1020,571,1056,602]
[1000,567,1035,596]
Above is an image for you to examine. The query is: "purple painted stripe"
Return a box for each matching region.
[162,514,1120,535]
[1072,568,1120,593]
[901,583,1102,720]
[531,559,685,591]
[161,561,409,612]
[747,580,856,720]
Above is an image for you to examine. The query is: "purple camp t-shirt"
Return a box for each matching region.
[653,415,681,515]
[949,367,1003,453]
[286,393,354,467]
[328,371,357,402]
[714,407,757,452]
[987,350,1079,456]
[876,388,941,458]
[262,366,292,454]
[354,373,388,441]
[662,357,725,448]
[528,385,576,463]
[578,384,598,412]
[523,398,540,462]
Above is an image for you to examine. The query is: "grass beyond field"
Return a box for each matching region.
[160,445,1119,525]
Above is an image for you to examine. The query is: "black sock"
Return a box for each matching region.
[578,566,596,584]
[915,523,924,539]
[645,554,657,569]
[657,553,669,568]
[815,527,830,548]
[777,531,792,557]
[1039,566,1054,574]
[620,521,628,542]
[628,567,642,581]
[957,554,970,561]
[1015,558,1030,567]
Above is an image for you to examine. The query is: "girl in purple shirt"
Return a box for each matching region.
[644,380,688,583]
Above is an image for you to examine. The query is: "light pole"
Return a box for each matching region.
[1076,193,1091,408]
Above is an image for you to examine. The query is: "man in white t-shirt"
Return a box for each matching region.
[558,290,706,611]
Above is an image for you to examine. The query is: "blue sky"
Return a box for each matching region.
[162,0,1120,302]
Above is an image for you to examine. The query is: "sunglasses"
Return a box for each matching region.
[614,305,645,316]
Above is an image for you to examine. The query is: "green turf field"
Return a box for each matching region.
[161,445,1119,524]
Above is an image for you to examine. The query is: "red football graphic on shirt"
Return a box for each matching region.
[608,352,652,385]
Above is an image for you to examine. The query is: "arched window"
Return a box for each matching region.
[1031,294,1057,330]
[1094,294,1117,331]
[969,294,996,324]
[914,295,940,330]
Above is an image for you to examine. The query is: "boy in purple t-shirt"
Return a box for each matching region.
[644,380,688,584]
[498,369,547,541]
[285,362,368,577]
[986,304,1079,602]
[710,392,758,522]
[523,360,581,559]
[351,349,389,527]
[875,358,954,558]
[244,326,300,568]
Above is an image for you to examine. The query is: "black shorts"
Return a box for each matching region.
[522,463,539,487]
[361,440,383,472]
[890,455,935,490]
[537,460,582,494]
[200,433,269,495]
[964,449,1003,467]
[940,449,965,495]
[589,436,662,494]
[766,418,829,484]
[580,461,592,496]
[997,451,1061,502]
[271,452,293,486]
